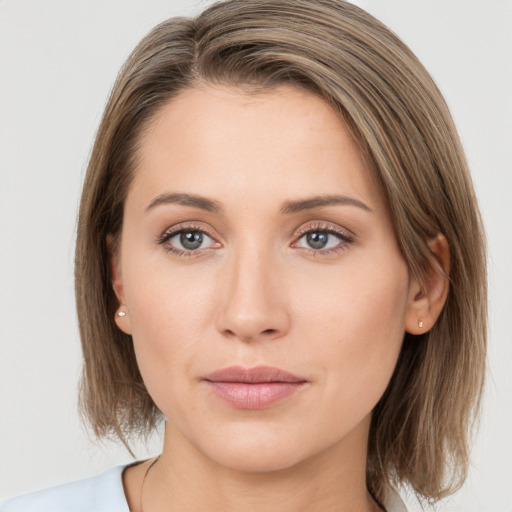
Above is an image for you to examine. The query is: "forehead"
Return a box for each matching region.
[129,84,385,215]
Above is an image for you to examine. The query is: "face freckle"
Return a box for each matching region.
[115,83,413,474]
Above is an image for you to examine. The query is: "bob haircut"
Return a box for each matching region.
[75,0,487,504]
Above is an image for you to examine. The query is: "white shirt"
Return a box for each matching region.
[0,465,408,511]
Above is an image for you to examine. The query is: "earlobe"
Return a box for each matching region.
[115,305,132,335]
[107,234,132,335]
[405,234,450,335]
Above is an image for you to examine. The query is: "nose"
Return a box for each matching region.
[215,245,291,343]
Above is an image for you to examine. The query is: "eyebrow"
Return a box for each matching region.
[281,195,372,214]
[145,192,372,215]
[145,192,223,214]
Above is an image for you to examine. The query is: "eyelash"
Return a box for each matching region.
[157,222,354,258]
[157,223,217,258]
[293,222,354,257]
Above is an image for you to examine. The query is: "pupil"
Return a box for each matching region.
[180,231,203,250]
[307,232,328,249]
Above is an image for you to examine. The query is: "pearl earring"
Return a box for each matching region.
[116,308,127,318]
[418,320,424,328]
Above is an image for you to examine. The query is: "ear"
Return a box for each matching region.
[405,234,450,335]
[107,234,132,335]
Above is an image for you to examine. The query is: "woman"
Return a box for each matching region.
[1,1,486,511]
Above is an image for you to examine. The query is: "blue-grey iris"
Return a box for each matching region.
[180,232,203,250]
[307,232,328,249]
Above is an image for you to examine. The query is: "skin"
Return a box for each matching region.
[112,84,449,512]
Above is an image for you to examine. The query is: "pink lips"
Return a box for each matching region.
[203,366,308,409]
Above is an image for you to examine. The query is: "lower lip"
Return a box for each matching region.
[205,381,308,409]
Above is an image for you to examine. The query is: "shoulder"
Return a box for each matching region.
[0,465,130,512]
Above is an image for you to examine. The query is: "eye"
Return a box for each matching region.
[170,230,211,251]
[297,231,339,250]
[158,224,221,256]
[293,223,353,254]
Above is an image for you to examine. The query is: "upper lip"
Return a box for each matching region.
[203,365,307,383]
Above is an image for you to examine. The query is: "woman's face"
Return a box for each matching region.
[113,84,417,472]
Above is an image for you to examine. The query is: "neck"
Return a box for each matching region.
[136,419,380,512]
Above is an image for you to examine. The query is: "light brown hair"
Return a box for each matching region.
[75,0,487,503]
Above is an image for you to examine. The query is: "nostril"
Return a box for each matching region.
[222,327,279,342]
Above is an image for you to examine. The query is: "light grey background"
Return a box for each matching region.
[1,1,511,510]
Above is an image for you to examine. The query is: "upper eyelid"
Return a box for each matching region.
[294,221,354,239]
[160,222,216,239]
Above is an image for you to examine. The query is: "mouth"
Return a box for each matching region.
[202,365,309,409]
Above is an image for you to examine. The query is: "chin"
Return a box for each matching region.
[191,423,321,474]
[209,445,309,474]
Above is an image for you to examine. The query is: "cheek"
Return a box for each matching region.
[121,254,218,409]
[297,256,409,409]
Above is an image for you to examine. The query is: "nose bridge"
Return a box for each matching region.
[216,237,289,342]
